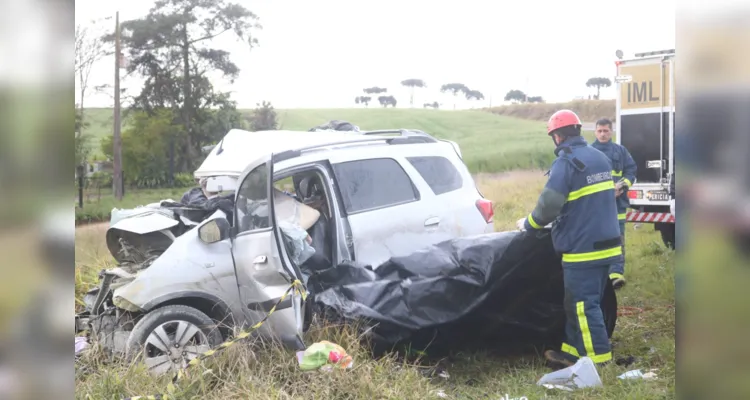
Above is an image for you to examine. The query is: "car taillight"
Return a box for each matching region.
[628,190,642,200]
[476,199,494,223]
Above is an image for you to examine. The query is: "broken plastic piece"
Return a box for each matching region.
[75,337,89,355]
[537,357,602,390]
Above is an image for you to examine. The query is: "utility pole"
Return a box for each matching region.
[113,11,123,201]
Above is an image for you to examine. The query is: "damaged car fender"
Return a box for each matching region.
[112,210,245,324]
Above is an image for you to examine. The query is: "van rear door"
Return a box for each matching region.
[617,56,674,186]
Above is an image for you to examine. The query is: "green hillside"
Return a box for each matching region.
[82,107,596,173]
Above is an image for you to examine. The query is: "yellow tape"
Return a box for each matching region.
[122,280,306,400]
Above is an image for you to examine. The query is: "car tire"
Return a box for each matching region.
[125,305,224,375]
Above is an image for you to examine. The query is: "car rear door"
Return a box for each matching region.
[231,155,305,347]
[402,151,493,238]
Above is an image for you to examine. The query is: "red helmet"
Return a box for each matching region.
[547,110,582,135]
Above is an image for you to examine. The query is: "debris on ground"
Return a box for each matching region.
[615,355,636,367]
[536,357,602,391]
[296,341,353,371]
[618,369,659,380]
[75,336,89,356]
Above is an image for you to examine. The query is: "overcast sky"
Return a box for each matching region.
[75,0,676,109]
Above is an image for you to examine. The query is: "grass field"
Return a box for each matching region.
[75,187,192,225]
[75,172,675,400]
[81,107,599,174]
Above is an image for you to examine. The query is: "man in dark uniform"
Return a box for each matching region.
[516,110,623,370]
[591,118,637,289]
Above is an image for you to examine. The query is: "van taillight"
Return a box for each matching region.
[476,199,494,223]
[628,190,642,200]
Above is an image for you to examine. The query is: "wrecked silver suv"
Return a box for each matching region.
[75,128,494,374]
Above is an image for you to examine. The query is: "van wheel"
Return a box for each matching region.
[657,223,676,250]
[126,305,223,376]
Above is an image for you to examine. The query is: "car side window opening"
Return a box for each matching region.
[272,169,336,268]
[235,163,271,234]
[333,158,418,214]
[406,156,464,195]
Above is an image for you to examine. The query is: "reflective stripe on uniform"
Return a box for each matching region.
[527,214,542,229]
[561,342,580,358]
[576,301,613,364]
[567,181,615,202]
[623,178,632,187]
[611,170,623,177]
[618,212,627,220]
[562,246,622,263]
[609,273,624,280]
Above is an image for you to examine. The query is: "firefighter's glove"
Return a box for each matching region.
[516,217,527,231]
[615,180,627,197]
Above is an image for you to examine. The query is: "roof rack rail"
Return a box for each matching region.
[359,129,437,142]
[634,49,675,58]
[272,135,434,163]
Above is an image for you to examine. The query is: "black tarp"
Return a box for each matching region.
[161,191,235,224]
[310,229,617,353]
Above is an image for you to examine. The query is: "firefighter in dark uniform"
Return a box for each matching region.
[590,118,637,289]
[516,110,623,369]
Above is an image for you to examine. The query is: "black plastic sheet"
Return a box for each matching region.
[311,230,617,353]
[161,192,235,223]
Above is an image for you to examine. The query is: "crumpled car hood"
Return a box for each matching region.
[106,205,180,264]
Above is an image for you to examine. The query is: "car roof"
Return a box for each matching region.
[194,128,386,178]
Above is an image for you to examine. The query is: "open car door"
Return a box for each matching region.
[231,155,306,349]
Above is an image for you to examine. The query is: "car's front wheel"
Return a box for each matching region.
[125,305,223,375]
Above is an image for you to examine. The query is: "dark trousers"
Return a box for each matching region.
[609,221,626,278]
[560,263,613,364]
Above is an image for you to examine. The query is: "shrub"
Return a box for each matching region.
[173,172,196,188]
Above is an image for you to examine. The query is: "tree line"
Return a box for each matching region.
[354,81,488,109]
[495,77,613,105]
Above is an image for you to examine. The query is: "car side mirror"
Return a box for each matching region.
[198,218,231,244]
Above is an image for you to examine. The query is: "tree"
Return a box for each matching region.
[249,101,278,131]
[423,101,439,109]
[108,0,260,178]
[585,77,612,100]
[75,19,111,165]
[527,96,545,103]
[400,79,426,108]
[440,83,468,109]
[465,89,485,107]
[504,89,527,103]
[378,95,397,108]
[364,87,387,95]
[355,96,372,107]
[101,109,182,188]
